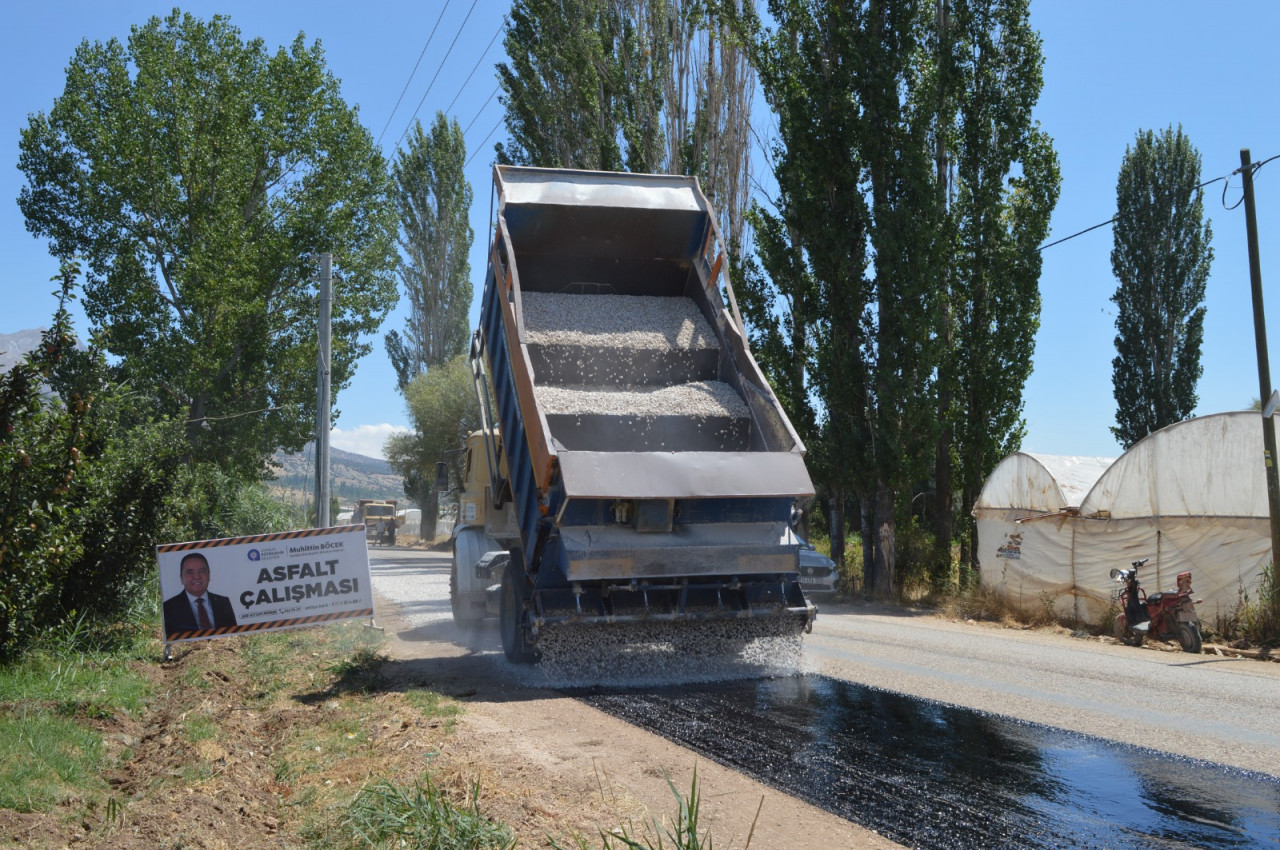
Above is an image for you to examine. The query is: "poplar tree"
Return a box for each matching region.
[932,0,1060,573]
[1110,125,1212,449]
[385,113,474,391]
[495,0,668,172]
[740,0,942,598]
[383,113,473,531]
[496,0,756,251]
[737,0,1058,593]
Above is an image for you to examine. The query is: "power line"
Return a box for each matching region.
[395,0,482,151]
[462,84,499,137]
[466,114,506,167]
[1037,154,1279,253]
[443,16,507,118]
[1222,153,1280,211]
[376,1,452,147]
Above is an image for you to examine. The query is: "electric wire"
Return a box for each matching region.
[395,0,482,151]
[1221,153,1280,211]
[1038,155,1278,252]
[466,114,506,167]
[376,1,452,147]
[443,16,507,118]
[463,84,500,138]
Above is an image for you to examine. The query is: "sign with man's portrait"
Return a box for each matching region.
[156,525,374,643]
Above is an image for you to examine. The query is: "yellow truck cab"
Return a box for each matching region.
[444,430,519,623]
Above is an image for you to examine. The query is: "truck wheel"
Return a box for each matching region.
[500,553,538,664]
[1177,621,1203,654]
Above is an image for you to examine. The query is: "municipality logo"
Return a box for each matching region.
[247,549,261,562]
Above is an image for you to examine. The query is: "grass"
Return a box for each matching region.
[0,711,106,812]
[0,618,153,814]
[0,600,729,848]
[339,774,516,850]
[552,768,719,850]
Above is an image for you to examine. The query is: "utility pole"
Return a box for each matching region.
[315,253,333,528]
[1239,149,1280,616]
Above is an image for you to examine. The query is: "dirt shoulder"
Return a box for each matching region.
[0,594,898,849]
[375,595,902,849]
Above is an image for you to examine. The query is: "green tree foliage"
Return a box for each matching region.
[0,269,187,659]
[1110,125,1212,449]
[17,10,398,479]
[384,355,481,540]
[497,0,669,172]
[931,0,1061,571]
[498,0,755,252]
[738,0,943,598]
[385,113,474,391]
[736,0,1058,595]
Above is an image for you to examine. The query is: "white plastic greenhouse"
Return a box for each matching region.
[975,412,1276,623]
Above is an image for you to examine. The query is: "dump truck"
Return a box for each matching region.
[452,165,817,663]
[353,498,399,546]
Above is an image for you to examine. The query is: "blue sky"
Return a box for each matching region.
[3,1,1279,461]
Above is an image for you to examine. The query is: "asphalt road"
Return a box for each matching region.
[805,599,1280,778]
[368,547,1280,778]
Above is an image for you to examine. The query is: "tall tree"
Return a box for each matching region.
[384,113,474,526]
[17,10,397,479]
[739,0,943,599]
[497,0,756,253]
[385,113,474,391]
[666,0,757,253]
[930,0,1061,573]
[1110,125,1212,449]
[496,0,669,172]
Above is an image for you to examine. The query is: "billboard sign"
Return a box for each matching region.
[156,525,374,643]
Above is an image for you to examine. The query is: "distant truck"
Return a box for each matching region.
[442,165,817,663]
[353,499,399,546]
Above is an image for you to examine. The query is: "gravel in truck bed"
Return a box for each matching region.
[522,292,719,351]
[536,380,749,419]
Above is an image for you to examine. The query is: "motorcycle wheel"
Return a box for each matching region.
[1177,621,1203,654]
[1114,614,1144,647]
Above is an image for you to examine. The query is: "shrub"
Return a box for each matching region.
[0,270,187,659]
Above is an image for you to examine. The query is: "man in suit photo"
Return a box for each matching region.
[163,551,238,637]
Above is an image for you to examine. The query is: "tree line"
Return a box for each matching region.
[2,3,1216,658]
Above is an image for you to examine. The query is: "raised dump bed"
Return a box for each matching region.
[526,292,750,453]
[466,165,817,663]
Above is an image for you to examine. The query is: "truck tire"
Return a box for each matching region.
[500,552,538,664]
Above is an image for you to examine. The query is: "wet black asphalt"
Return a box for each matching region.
[570,674,1280,849]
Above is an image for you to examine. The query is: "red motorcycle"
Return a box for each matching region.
[1111,558,1203,653]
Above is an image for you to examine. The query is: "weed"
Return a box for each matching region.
[0,711,106,812]
[340,774,515,849]
[940,583,1019,624]
[0,645,150,717]
[405,688,463,727]
[329,646,390,695]
[183,710,217,744]
[553,767,714,850]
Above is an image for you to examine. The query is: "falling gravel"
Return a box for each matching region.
[536,617,806,688]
